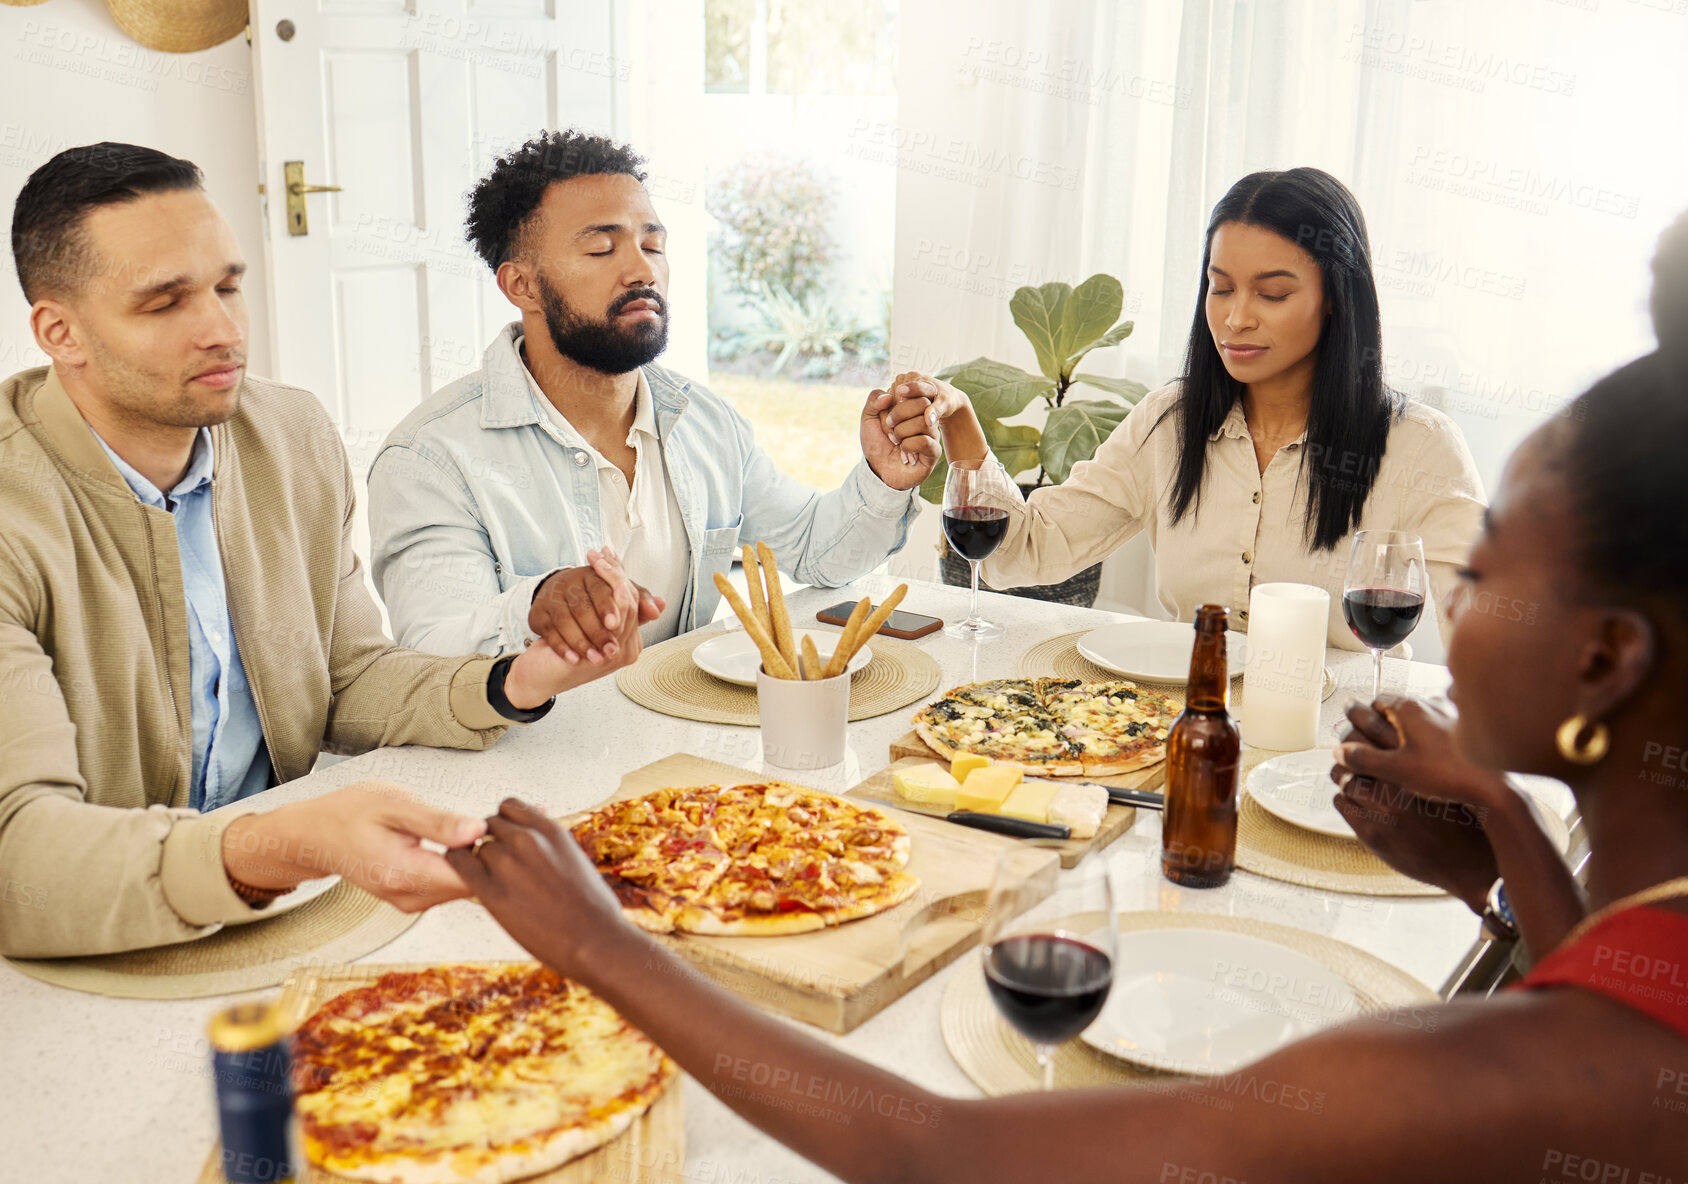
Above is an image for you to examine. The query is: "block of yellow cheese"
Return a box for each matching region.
[955,765,1022,812]
[950,754,991,783]
[1000,780,1060,824]
[891,762,962,807]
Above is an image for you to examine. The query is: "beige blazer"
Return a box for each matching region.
[0,367,509,957]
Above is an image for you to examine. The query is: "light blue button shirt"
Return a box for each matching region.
[367,323,922,656]
[93,429,271,811]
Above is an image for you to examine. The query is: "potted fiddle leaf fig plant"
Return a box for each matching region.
[920,274,1147,607]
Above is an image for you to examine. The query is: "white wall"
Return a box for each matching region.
[618,0,709,382]
[887,0,1688,661]
[1,0,270,376]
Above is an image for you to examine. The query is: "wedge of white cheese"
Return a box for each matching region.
[1046,782,1110,839]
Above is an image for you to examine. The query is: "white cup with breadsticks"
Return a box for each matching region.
[714,545,907,770]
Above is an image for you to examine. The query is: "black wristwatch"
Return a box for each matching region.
[1480,878,1519,942]
[486,655,555,723]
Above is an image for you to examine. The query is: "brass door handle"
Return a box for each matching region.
[283,161,342,237]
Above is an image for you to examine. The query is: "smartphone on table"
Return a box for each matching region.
[815,601,943,640]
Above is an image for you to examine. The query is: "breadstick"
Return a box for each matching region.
[800,635,822,681]
[741,544,770,638]
[842,584,908,667]
[712,572,797,680]
[756,542,799,669]
[822,597,872,678]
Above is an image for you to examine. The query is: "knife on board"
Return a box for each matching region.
[943,811,1072,840]
[860,780,1074,839]
[1094,783,1165,811]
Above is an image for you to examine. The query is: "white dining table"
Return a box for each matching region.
[0,576,1571,1184]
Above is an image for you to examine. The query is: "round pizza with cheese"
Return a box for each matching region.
[571,782,919,936]
[912,677,1183,777]
[290,963,675,1183]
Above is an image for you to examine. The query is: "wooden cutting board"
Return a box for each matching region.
[194,962,682,1184]
[889,730,1169,791]
[593,753,1061,1035]
[849,757,1137,869]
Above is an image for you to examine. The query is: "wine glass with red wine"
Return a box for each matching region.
[981,846,1117,1091]
[942,459,1017,640]
[1342,529,1427,701]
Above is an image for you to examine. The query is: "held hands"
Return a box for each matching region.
[1329,697,1502,910]
[445,799,628,975]
[867,371,990,478]
[511,548,664,708]
[886,372,971,422]
[221,782,488,912]
[860,370,951,490]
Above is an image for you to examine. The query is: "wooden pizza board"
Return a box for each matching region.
[593,753,1061,1035]
[848,757,1137,869]
[889,729,1169,791]
[194,961,682,1184]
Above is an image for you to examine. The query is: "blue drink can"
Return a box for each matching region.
[209,1001,301,1184]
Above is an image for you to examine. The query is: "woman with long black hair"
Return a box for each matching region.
[879,167,1485,650]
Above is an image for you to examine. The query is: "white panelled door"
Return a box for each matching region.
[249,0,622,480]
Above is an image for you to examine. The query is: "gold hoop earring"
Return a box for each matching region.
[1556,715,1610,766]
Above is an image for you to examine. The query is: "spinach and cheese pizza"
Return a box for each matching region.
[912,677,1181,776]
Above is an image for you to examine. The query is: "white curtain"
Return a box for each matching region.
[891,0,1688,657]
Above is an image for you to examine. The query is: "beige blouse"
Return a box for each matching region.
[980,382,1487,653]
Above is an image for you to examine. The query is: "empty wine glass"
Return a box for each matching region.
[1342,530,1426,701]
[981,846,1117,1091]
[943,460,1017,640]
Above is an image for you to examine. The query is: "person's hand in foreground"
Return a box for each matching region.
[1330,696,1502,910]
[445,798,623,972]
[1332,695,1584,956]
[222,782,487,912]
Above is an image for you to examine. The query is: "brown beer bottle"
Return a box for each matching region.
[1161,605,1241,888]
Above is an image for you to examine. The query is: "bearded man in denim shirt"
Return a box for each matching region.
[369,131,940,671]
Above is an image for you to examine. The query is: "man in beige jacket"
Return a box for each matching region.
[0,143,655,958]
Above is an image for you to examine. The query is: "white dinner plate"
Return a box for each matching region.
[692,627,871,687]
[1078,620,1249,684]
[1081,928,1357,1076]
[1247,749,1354,838]
[1248,750,1573,852]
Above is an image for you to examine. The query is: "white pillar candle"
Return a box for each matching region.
[1241,582,1330,751]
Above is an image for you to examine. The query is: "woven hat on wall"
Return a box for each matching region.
[104,0,248,53]
[1,0,55,8]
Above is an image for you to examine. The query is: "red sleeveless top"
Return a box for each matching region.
[1515,905,1688,1038]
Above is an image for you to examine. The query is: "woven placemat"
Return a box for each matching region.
[942,909,1438,1095]
[1017,630,1336,702]
[3,881,418,999]
[616,626,942,726]
[1233,742,1443,896]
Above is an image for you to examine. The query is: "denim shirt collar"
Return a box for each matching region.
[479,322,691,435]
[92,427,215,509]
